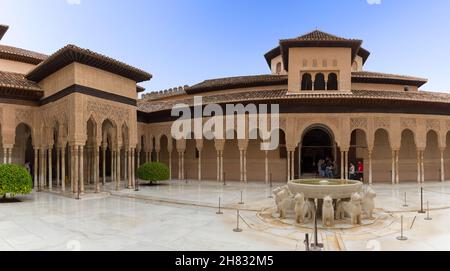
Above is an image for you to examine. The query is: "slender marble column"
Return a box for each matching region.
[292,150,295,179]
[56,147,60,188]
[43,149,47,188]
[79,146,84,193]
[265,151,269,184]
[41,149,46,189]
[216,151,220,182]
[2,148,6,164]
[392,150,396,185]
[116,149,120,191]
[368,150,373,185]
[220,150,224,182]
[287,151,291,181]
[340,151,345,179]
[124,149,128,188]
[127,149,132,188]
[344,151,349,181]
[441,149,445,182]
[244,150,247,183]
[111,150,115,184]
[95,146,100,193]
[156,151,160,162]
[7,148,11,164]
[239,150,243,182]
[181,152,185,180]
[33,148,38,188]
[421,151,425,183]
[73,146,79,194]
[48,148,53,191]
[395,150,400,184]
[102,146,106,185]
[169,151,173,180]
[196,150,200,181]
[61,146,66,192]
[131,148,135,187]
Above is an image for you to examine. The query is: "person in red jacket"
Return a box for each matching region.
[357,161,364,181]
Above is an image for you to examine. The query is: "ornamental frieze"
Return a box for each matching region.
[401,118,417,130]
[87,101,130,125]
[15,109,33,126]
[374,118,390,129]
[350,118,368,130]
[426,119,440,131]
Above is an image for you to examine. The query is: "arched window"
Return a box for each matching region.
[314,73,325,90]
[327,73,338,90]
[301,73,313,90]
[276,62,282,74]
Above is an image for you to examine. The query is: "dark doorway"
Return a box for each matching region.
[300,127,334,176]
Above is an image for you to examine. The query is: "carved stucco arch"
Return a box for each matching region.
[295,119,342,148]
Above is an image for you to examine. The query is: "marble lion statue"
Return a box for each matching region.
[294,193,313,224]
[336,193,363,225]
[322,195,335,227]
[277,190,295,219]
[273,186,291,213]
[361,187,376,220]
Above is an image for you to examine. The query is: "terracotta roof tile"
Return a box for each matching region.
[138,89,450,113]
[27,44,152,83]
[0,70,43,100]
[0,44,47,65]
[352,71,428,87]
[186,74,288,94]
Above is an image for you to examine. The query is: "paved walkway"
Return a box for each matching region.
[1,180,450,251]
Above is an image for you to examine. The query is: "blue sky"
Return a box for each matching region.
[1,0,450,94]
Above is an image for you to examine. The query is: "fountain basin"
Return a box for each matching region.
[288,179,363,199]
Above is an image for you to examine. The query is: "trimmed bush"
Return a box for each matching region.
[0,164,33,198]
[137,162,170,184]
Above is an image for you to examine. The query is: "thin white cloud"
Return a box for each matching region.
[66,0,81,5]
[367,0,381,4]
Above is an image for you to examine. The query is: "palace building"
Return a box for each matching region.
[1,24,450,195]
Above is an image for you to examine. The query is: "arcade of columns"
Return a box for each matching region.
[139,114,450,185]
[0,98,140,195]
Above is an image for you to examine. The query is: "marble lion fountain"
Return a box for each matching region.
[272,179,377,228]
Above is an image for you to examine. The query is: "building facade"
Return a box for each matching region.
[1,25,450,196]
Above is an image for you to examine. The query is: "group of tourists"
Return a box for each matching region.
[349,161,364,181]
[317,158,335,178]
[316,158,365,181]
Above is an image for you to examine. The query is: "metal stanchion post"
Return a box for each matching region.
[304,233,310,251]
[135,177,140,192]
[397,215,408,241]
[425,201,432,221]
[310,200,323,251]
[403,192,408,207]
[233,210,243,232]
[419,187,426,213]
[268,173,273,199]
[239,191,244,205]
[216,196,223,215]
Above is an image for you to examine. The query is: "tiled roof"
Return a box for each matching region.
[279,30,363,71]
[0,70,44,100]
[27,44,152,83]
[138,89,450,113]
[289,30,356,42]
[186,74,288,94]
[352,71,428,87]
[0,44,48,65]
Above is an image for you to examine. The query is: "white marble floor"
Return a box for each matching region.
[2,180,450,251]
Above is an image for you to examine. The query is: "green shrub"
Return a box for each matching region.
[137,162,170,184]
[0,164,33,197]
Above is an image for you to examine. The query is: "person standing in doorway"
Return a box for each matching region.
[357,161,364,181]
